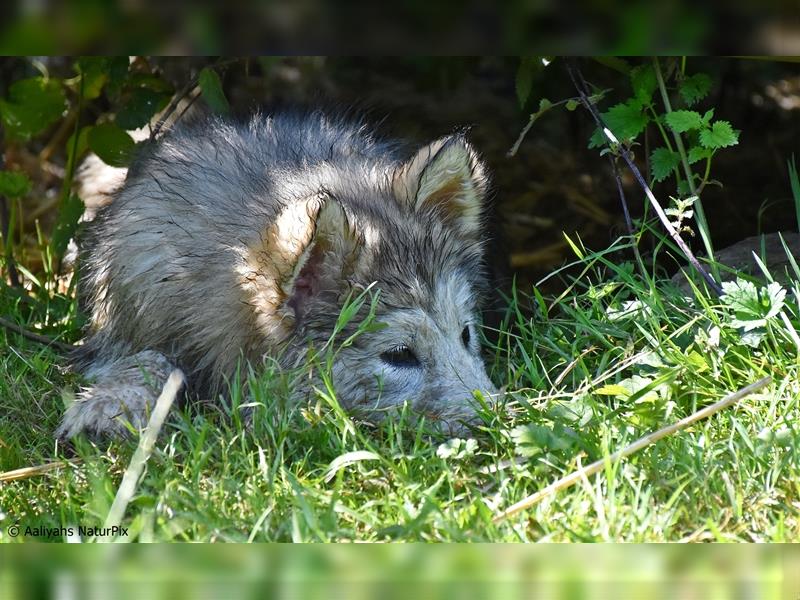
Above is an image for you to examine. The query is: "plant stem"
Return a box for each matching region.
[565,60,723,296]
[653,57,720,283]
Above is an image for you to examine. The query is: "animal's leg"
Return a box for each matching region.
[57,350,184,439]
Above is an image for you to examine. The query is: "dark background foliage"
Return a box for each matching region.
[2,57,799,301]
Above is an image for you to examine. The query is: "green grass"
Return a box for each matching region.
[1,234,799,543]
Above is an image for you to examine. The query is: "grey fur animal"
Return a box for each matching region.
[57,111,498,438]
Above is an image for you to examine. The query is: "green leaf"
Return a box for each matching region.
[679,73,712,106]
[436,438,478,460]
[106,56,132,97]
[324,451,381,483]
[115,88,170,130]
[664,110,703,133]
[515,57,537,108]
[198,67,230,114]
[66,125,93,171]
[565,99,579,111]
[0,170,32,197]
[650,147,680,182]
[0,77,67,141]
[75,57,110,100]
[87,123,137,167]
[511,423,577,457]
[630,64,657,105]
[51,192,85,258]
[687,146,713,165]
[590,99,649,148]
[701,108,715,125]
[721,279,786,331]
[699,120,739,149]
[595,384,630,396]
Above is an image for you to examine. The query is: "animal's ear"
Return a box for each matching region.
[265,194,363,321]
[392,135,489,237]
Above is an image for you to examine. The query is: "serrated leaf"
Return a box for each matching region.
[687,146,713,165]
[701,108,715,125]
[0,170,32,197]
[198,67,230,114]
[699,120,739,149]
[651,147,680,182]
[679,73,712,106]
[0,77,67,141]
[630,64,657,105]
[664,110,703,133]
[436,438,478,460]
[511,423,577,457]
[721,279,786,331]
[115,87,170,130]
[87,123,137,167]
[602,99,649,142]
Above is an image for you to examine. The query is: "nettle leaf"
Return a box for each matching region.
[511,423,578,457]
[605,99,649,140]
[0,170,32,197]
[0,77,67,141]
[87,123,137,167]
[630,64,657,105]
[687,146,713,165]
[679,73,712,106]
[115,87,170,130]
[436,438,478,460]
[699,120,739,149]
[721,279,786,331]
[589,99,648,148]
[198,67,230,114]
[651,147,680,182]
[664,110,703,133]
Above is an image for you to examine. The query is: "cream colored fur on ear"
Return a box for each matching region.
[393,135,488,237]
[271,194,361,298]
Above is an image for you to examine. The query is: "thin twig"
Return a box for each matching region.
[492,376,772,523]
[150,58,241,141]
[0,316,73,353]
[565,59,723,297]
[0,460,76,482]
[608,153,647,279]
[99,369,184,542]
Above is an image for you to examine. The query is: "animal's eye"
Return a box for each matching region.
[380,345,420,368]
[461,325,471,347]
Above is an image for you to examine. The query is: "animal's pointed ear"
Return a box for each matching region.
[263,194,363,322]
[392,135,489,237]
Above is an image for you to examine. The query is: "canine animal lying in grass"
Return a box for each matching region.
[57,111,498,439]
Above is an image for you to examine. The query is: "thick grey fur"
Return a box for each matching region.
[58,110,497,439]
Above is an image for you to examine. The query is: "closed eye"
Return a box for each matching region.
[380,344,420,368]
